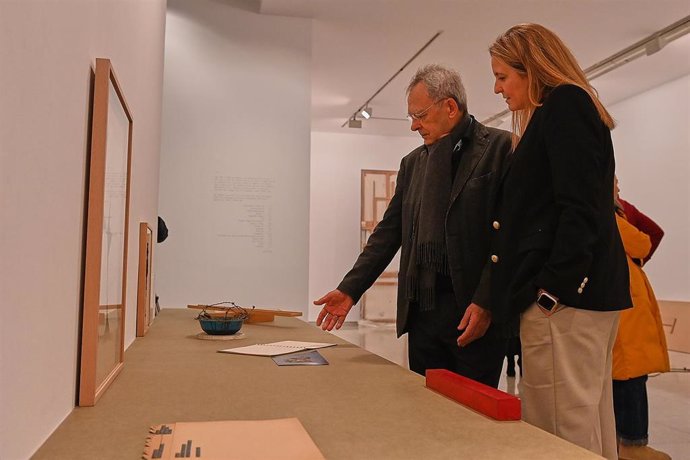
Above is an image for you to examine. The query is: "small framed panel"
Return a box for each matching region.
[360,170,399,323]
[136,222,154,337]
[79,58,133,406]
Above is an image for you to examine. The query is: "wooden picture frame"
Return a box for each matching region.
[79,58,133,406]
[136,222,154,337]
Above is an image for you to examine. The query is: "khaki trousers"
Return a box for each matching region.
[519,303,620,460]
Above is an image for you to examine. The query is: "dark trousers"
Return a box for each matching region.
[612,375,649,445]
[407,287,508,388]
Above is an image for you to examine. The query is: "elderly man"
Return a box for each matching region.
[314,64,512,387]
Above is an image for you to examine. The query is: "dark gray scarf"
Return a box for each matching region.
[405,116,472,311]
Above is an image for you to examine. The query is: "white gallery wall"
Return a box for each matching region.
[609,74,690,301]
[0,1,166,458]
[309,131,420,321]
[158,1,311,312]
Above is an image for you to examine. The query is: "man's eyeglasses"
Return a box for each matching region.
[406,99,446,122]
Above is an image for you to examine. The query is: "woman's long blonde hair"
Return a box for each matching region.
[489,23,614,142]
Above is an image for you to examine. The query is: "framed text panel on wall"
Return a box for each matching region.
[79,58,133,406]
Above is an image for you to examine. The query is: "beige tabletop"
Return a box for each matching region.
[34,309,601,459]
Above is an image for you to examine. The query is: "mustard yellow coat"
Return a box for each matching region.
[612,214,670,380]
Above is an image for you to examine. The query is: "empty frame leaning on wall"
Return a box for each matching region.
[79,58,133,406]
[136,222,155,337]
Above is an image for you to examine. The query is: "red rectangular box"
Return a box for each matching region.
[425,369,521,421]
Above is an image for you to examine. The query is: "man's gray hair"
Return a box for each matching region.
[407,64,468,112]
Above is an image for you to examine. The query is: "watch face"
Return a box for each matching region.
[537,294,557,311]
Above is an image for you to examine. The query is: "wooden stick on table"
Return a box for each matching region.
[187,305,302,323]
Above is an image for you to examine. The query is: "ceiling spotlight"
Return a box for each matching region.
[341,30,444,128]
[348,117,362,128]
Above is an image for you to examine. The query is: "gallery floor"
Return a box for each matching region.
[330,322,690,460]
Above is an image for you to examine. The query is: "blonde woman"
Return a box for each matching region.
[486,24,631,459]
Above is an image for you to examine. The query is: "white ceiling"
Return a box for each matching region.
[259,0,690,137]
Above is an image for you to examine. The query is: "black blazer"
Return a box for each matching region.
[337,117,512,337]
[487,85,632,323]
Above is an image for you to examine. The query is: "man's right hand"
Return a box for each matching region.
[457,302,491,347]
[313,289,354,331]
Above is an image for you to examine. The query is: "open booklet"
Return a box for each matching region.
[218,340,336,357]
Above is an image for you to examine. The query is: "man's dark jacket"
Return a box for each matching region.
[337,117,512,337]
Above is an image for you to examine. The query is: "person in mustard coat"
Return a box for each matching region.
[613,178,671,460]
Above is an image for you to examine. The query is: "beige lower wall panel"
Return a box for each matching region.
[658,300,690,353]
[362,282,397,322]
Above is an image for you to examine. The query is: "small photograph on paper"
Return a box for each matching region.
[272,350,329,366]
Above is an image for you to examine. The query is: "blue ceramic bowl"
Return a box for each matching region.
[198,317,244,335]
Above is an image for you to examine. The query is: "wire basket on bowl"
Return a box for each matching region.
[195,302,249,336]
